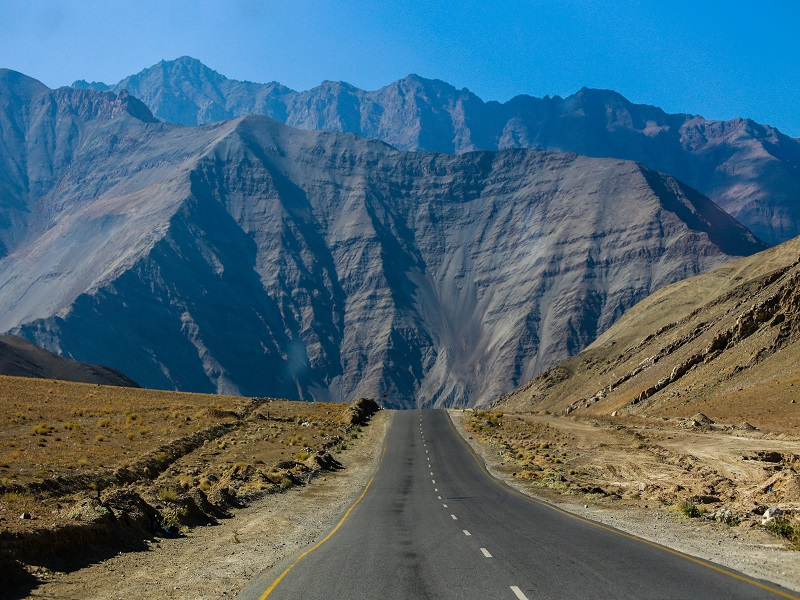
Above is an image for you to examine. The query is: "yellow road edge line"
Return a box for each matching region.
[445,411,800,600]
[257,430,390,599]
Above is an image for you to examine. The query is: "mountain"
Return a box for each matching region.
[0,335,138,387]
[0,68,158,260]
[495,235,800,429]
[1,72,765,408]
[75,57,800,246]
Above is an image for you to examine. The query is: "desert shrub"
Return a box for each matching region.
[32,423,52,436]
[294,452,310,461]
[765,517,800,550]
[63,422,78,431]
[158,487,179,503]
[279,477,293,490]
[677,500,701,518]
[97,418,110,428]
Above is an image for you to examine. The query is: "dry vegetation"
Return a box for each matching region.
[0,375,378,590]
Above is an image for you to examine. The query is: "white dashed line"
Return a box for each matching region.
[443,504,448,508]
[480,548,492,558]
[510,586,529,600]
[432,479,436,483]
[463,530,471,536]
[450,514,458,520]
[434,488,438,492]
[430,471,434,475]
[437,495,442,499]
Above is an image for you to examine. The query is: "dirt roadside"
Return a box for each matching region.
[449,409,800,595]
[23,409,392,599]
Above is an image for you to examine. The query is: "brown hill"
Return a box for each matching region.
[495,236,800,432]
[0,335,138,387]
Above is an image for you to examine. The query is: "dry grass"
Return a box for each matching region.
[0,375,362,540]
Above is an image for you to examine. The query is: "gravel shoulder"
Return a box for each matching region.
[449,409,800,595]
[24,410,392,599]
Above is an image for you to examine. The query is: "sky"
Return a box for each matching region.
[1,0,798,136]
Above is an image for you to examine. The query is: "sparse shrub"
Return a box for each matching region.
[77,457,89,467]
[95,435,105,442]
[32,423,52,436]
[198,479,211,492]
[97,418,110,428]
[279,477,293,490]
[63,422,77,431]
[294,452,310,461]
[126,432,135,440]
[677,500,701,518]
[765,517,800,550]
[158,487,179,503]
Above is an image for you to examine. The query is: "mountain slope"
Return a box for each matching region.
[76,57,800,245]
[0,68,158,260]
[0,335,138,387]
[0,76,767,406]
[495,236,800,430]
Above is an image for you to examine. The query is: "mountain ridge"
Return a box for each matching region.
[0,76,767,406]
[72,56,800,246]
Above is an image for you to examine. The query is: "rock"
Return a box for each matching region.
[691,413,714,425]
[19,512,31,520]
[708,508,736,524]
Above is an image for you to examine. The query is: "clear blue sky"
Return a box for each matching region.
[1,0,798,136]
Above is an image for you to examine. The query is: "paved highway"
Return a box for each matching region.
[239,410,798,599]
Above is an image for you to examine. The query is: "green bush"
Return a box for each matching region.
[677,500,701,518]
[765,517,800,550]
[158,487,179,503]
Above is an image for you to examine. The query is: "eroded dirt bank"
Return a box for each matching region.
[12,408,390,599]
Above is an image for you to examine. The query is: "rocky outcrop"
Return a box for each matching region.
[75,57,800,245]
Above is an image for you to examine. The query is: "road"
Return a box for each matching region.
[239,410,798,600]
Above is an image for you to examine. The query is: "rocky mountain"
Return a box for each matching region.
[74,57,800,246]
[495,235,800,429]
[0,335,138,387]
[1,72,766,407]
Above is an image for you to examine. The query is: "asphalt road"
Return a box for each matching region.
[239,410,798,600]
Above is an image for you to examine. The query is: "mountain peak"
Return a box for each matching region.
[0,69,49,97]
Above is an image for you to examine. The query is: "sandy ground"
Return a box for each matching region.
[24,410,392,599]
[449,409,800,595]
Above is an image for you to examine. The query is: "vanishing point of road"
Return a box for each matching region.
[239,410,798,600]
